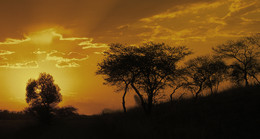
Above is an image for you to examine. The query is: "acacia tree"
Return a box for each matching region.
[184,56,227,99]
[213,35,260,86]
[97,42,191,114]
[26,73,62,122]
[96,44,141,113]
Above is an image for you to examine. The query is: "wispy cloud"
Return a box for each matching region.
[0,50,15,55]
[0,38,31,45]
[56,61,80,68]
[33,50,47,55]
[47,51,88,62]
[52,31,89,41]
[224,0,257,18]
[140,1,225,23]
[0,61,39,69]
[46,50,88,68]
[78,39,108,49]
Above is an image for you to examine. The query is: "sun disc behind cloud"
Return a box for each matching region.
[29,29,55,45]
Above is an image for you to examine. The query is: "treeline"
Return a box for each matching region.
[0,107,81,120]
[0,110,30,120]
[97,34,260,115]
[0,107,82,120]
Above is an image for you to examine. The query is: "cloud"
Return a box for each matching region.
[56,61,80,68]
[0,61,39,69]
[0,50,15,55]
[94,51,105,55]
[47,51,88,62]
[225,0,257,18]
[52,31,89,41]
[78,39,108,49]
[46,50,88,68]
[0,38,31,45]
[33,50,47,55]
[27,28,92,45]
[140,1,225,23]
[0,28,99,48]
[0,56,8,61]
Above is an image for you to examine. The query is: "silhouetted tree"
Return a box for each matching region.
[97,42,191,114]
[213,35,260,86]
[168,68,188,102]
[184,56,227,99]
[96,43,139,113]
[26,73,62,122]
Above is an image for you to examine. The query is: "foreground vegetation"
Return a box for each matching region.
[0,85,259,139]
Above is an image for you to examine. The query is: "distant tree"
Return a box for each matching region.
[54,106,78,118]
[184,56,227,99]
[213,35,260,86]
[26,73,62,122]
[97,42,191,114]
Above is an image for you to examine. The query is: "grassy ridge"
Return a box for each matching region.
[1,85,260,139]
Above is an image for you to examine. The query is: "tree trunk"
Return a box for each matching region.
[131,83,147,113]
[147,92,153,115]
[244,70,249,87]
[210,86,213,95]
[208,80,214,94]
[122,84,128,113]
[178,93,186,100]
[215,82,219,94]
[170,93,174,102]
[195,85,203,99]
[170,86,180,102]
[252,75,260,84]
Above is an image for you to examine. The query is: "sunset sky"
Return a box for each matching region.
[0,0,259,115]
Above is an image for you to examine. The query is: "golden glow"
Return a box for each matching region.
[29,29,55,45]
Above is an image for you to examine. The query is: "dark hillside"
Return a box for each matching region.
[1,85,260,139]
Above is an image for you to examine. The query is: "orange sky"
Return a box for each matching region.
[0,0,259,115]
